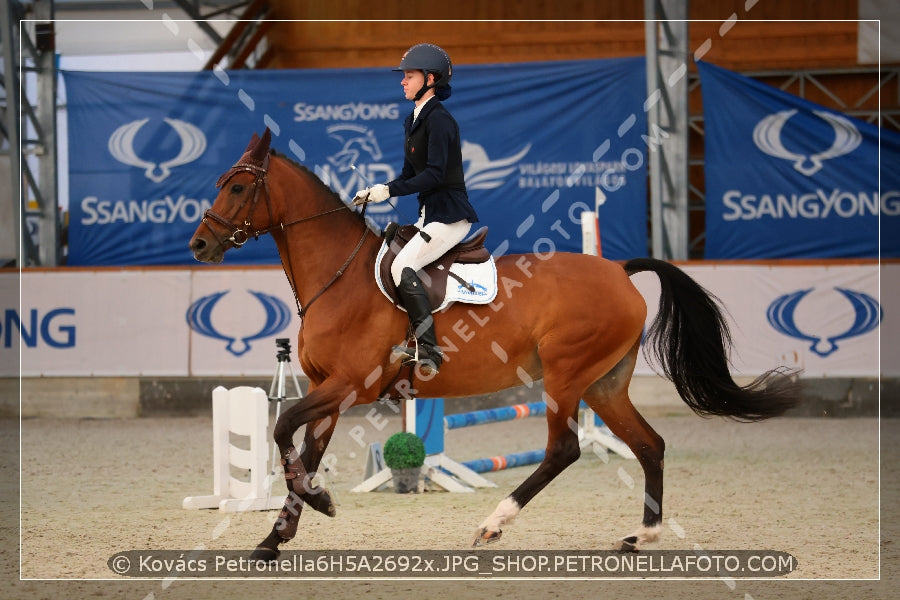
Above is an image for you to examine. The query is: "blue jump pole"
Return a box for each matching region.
[409,400,552,483]
[462,449,547,473]
[443,401,547,430]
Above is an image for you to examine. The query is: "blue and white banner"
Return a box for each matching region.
[698,60,899,259]
[7,263,891,378]
[63,57,648,266]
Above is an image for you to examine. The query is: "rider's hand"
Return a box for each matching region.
[352,188,370,206]
[367,184,390,203]
[352,184,390,206]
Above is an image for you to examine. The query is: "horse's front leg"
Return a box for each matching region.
[250,379,358,561]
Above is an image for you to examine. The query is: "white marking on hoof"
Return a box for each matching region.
[613,524,662,552]
[636,523,662,543]
[477,497,520,536]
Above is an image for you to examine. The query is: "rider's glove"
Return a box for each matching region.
[352,184,390,206]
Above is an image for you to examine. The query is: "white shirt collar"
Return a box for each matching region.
[413,96,434,122]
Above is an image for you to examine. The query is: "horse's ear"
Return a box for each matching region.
[244,132,261,153]
[252,128,272,161]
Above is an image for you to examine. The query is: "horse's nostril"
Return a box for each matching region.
[190,238,206,251]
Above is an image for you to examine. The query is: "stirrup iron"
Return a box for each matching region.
[391,337,418,366]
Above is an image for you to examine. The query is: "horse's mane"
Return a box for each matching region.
[269,148,382,235]
[269,149,344,204]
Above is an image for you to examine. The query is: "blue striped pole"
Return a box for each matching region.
[461,449,547,473]
[444,401,547,430]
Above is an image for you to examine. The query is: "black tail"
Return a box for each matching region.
[625,258,799,421]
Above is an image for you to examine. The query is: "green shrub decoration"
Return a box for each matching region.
[383,432,426,469]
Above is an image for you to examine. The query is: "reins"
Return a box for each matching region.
[202,157,371,318]
[297,222,368,318]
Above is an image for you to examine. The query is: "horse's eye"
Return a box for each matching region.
[230,183,244,194]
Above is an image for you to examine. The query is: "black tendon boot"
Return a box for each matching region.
[392,267,443,375]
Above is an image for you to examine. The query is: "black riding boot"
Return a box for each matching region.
[393,267,442,375]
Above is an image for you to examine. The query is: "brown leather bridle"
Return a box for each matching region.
[200,157,370,318]
[200,160,273,249]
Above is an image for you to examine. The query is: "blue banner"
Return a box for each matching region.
[698,60,899,259]
[63,57,648,266]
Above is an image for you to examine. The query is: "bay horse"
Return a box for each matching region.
[188,129,798,560]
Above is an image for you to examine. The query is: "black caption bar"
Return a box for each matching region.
[108,550,797,578]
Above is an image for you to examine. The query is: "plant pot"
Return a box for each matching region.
[391,466,422,493]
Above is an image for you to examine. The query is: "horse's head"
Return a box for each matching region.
[189,129,274,263]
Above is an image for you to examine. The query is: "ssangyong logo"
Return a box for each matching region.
[108,117,207,182]
[186,290,291,357]
[767,287,881,357]
[752,109,862,177]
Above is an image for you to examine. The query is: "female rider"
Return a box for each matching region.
[354,43,479,376]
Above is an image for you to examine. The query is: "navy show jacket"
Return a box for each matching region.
[386,98,479,226]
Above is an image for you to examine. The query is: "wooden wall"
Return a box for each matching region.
[264,1,864,71]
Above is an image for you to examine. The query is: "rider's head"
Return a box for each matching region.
[394,43,453,101]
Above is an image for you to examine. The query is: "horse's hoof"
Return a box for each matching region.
[613,535,640,553]
[305,490,337,518]
[249,545,280,562]
[472,528,502,547]
[286,476,337,518]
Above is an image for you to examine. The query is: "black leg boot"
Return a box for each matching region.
[393,267,442,375]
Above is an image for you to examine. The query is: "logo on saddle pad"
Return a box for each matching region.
[186,290,292,357]
[457,281,490,298]
[375,224,498,312]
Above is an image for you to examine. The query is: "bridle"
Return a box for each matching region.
[200,157,370,318]
[200,161,272,248]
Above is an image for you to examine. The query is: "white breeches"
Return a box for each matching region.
[391,216,472,287]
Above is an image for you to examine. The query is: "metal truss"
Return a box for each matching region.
[0,0,266,267]
[1,0,59,266]
[645,0,690,260]
[170,0,272,70]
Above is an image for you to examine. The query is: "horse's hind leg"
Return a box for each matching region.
[474,377,582,546]
[582,341,665,552]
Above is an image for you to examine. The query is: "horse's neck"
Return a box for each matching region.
[268,157,377,311]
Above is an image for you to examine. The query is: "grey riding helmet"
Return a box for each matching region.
[394,43,453,100]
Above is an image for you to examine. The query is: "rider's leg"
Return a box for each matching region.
[395,267,442,374]
[391,219,471,375]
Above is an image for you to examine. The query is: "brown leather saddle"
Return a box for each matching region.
[377,223,491,309]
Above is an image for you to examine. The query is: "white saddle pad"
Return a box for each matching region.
[374,240,499,313]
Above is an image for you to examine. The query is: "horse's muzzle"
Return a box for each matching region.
[189,235,223,263]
